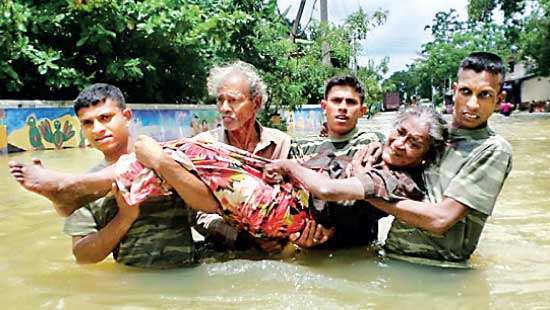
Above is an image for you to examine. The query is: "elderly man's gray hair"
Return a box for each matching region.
[393,106,448,162]
[207,61,268,107]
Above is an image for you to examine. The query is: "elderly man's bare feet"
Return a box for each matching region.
[8,158,69,203]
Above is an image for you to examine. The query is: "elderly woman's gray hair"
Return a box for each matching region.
[207,61,268,107]
[394,106,448,161]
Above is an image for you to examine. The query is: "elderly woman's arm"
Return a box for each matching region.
[264,160,365,201]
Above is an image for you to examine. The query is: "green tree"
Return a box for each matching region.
[0,0,389,119]
[468,0,550,76]
[408,9,510,105]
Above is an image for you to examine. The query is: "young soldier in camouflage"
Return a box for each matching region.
[366,52,513,265]
[9,84,198,268]
[288,75,386,248]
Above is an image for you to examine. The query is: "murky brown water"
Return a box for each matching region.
[1,112,549,309]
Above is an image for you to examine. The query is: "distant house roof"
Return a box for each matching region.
[505,62,535,82]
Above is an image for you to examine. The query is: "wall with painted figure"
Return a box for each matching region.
[1,103,323,154]
[5,107,81,152]
[0,109,7,154]
[284,106,324,137]
[3,105,221,153]
[130,107,219,142]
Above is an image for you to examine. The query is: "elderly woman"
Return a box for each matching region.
[115,106,447,241]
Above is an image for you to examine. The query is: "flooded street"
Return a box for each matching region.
[1,112,549,309]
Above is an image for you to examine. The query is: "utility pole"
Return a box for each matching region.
[291,0,307,42]
[320,0,331,65]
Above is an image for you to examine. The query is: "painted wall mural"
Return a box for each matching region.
[131,108,219,142]
[0,109,7,154]
[2,105,323,154]
[6,108,81,152]
[3,106,221,153]
[284,106,325,138]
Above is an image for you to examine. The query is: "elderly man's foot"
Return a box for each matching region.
[8,158,68,202]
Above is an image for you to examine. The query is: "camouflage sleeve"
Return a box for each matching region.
[63,207,98,236]
[444,147,512,216]
[288,139,305,159]
[355,167,424,201]
[195,212,239,246]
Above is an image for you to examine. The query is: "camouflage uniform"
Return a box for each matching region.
[289,128,385,159]
[384,126,513,263]
[63,162,196,269]
[290,128,387,248]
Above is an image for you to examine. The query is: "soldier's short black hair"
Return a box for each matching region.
[324,75,365,105]
[73,83,126,115]
[459,52,506,90]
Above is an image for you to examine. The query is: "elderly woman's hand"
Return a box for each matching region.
[348,142,383,176]
[263,160,294,184]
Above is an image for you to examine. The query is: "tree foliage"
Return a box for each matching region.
[0,0,389,118]
[385,8,511,106]
[468,0,550,76]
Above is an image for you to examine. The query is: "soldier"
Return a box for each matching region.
[9,84,198,268]
[364,52,513,265]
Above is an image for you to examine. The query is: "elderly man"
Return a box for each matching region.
[194,61,290,158]
[134,61,292,252]
[189,61,292,251]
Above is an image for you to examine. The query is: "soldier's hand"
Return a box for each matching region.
[112,182,140,223]
[264,160,291,184]
[134,135,166,171]
[290,219,334,248]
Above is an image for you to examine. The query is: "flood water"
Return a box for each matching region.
[1,112,549,309]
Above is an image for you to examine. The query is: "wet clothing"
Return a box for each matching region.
[63,162,196,269]
[193,121,291,161]
[193,122,291,246]
[116,139,309,240]
[290,129,388,248]
[114,138,418,245]
[384,126,513,262]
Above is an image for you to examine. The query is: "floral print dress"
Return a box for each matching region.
[115,138,309,240]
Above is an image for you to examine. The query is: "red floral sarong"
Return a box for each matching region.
[115,138,309,239]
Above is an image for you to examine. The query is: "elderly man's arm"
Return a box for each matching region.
[366,197,468,235]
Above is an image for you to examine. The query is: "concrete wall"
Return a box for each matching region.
[521,76,550,103]
[0,101,323,154]
[0,108,6,155]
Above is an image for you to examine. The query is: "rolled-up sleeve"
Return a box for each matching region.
[63,207,97,236]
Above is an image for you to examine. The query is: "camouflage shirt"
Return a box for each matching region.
[384,126,513,262]
[63,162,196,269]
[289,128,385,160]
[290,128,388,248]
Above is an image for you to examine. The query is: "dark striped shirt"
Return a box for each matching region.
[291,128,387,248]
[64,162,196,269]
